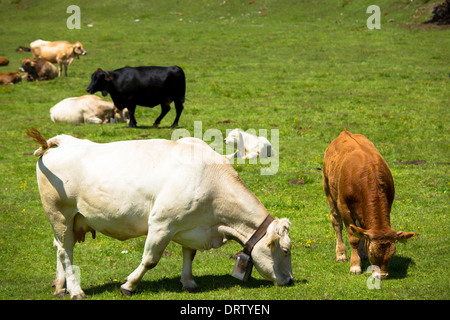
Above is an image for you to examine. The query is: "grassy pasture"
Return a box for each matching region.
[0,0,448,300]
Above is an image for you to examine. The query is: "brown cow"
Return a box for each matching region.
[0,56,9,66]
[19,57,58,81]
[323,129,414,279]
[0,71,22,85]
[30,39,86,77]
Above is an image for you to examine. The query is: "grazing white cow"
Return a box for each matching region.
[225,128,273,159]
[26,128,293,299]
[50,95,129,124]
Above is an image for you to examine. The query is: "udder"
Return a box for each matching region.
[73,213,96,243]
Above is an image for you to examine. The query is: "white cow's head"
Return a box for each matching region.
[251,218,293,286]
[224,129,242,147]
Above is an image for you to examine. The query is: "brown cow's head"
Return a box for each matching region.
[11,71,22,84]
[73,41,87,57]
[19,57,36,72]
[350,224,414,279]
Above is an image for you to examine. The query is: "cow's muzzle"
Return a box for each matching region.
[277,275,294,286]
[373,270,389,280]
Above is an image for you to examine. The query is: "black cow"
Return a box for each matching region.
[86,66,185,128]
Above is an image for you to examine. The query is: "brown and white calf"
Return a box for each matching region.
[0,71,21,85]
[19,57,58,81]
[323,129,414,279]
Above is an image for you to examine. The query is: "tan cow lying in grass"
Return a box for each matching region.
[50,95,129,124]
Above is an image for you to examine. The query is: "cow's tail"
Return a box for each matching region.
[26,127,59,157]
[176,65,186,104]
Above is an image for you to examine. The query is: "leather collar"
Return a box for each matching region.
[243,214,275,256]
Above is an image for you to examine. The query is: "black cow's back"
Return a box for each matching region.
[110,66,185,107]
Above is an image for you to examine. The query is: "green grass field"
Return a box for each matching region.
[0,0,448,300]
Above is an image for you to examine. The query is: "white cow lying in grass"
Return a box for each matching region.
[225,128,273,160]
[50,95,129,124]
[26,128,293,299]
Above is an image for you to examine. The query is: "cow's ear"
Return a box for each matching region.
[265,220,280,248]
[105,72,113,81]
[96,68,103,73]
[396,231,414,243]
[350,224,370,239]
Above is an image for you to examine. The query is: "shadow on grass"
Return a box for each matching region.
[387,255,416,280]
[114,125,183,130]
[360,255,415,280]
[83,275,263,297]
[84,274,306,297]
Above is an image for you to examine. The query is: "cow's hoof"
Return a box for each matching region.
[335,255,349,262]
[350,266,362,275]
[182,285,199,293]
[181,279,198,293]
[71,292,87,300]
[53,289,67,298]
[120,286,133,297]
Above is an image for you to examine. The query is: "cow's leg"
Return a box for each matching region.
[358,238,368,261]
[64,58,74,77]
[52,238,67,297]
[127,106,138,128]
[330,207,347,262]
[120,220,172,295]
[226,151,238,159]
[171,100,184,128]
[57,61,62,77]
[348,232,362,275]
[243,152,259,160]
[52,215,86,299]
[323,180,347,262]
[181,247,197,292]
[86,117,103,124]
[152,103,171,127]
